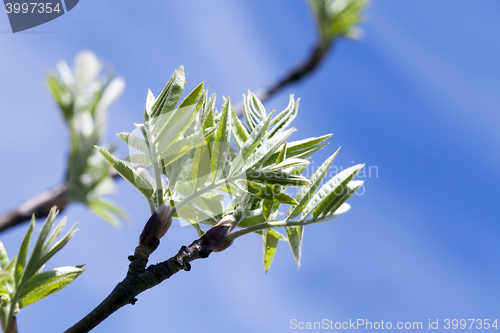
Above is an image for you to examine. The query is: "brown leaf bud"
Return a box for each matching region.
[139,204,173,247]
[201,215,235,252]
[139,212,161,247]
[156,203,172,239]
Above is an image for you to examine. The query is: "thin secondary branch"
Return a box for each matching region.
[234,42,333,116]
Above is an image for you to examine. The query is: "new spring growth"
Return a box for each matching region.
[201,215,235,252]
[139,204,172,249]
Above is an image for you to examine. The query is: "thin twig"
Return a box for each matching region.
[233,42,332,116]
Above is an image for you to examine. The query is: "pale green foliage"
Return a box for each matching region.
[309,0,368,43]
[47,51,127,226]
[0,207,82,331]
[99,67,364,272]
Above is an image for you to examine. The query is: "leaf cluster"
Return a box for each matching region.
[99,67,364,272]
[0,207,82,331]
[309,0,368,44]
[47,51,127,226]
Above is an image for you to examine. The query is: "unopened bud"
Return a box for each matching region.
[156,203,172,239]
[201,215,235,252]
[139,204,172,248]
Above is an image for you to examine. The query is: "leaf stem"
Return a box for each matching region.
[225,214,340,242]
[173,174,245,214]
[142,122,163,208]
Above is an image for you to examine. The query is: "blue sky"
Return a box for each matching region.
[1,0,499,332]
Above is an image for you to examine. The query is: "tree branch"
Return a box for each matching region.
[0,168,124,233]
[64,222,232,333]
[234,42,333,116]
[0,184,69,233]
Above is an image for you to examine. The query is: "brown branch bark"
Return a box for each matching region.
[5,316,17,333]
[234,42,333,116]
[0,184,70,233]
[64,222,230,333]
[0,169,123,233]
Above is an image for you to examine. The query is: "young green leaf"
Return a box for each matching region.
[154,83,203,152]
[276,142,287,164]
[15,217,35,284]
[251,92,267,118]
[202,93,216,129]
[301,164,364,220]
[144,88,156,116]
[231,105,249,148]
[0,241,9,270]
[229,110,275,175]
[268,96,298,138]
[150,66,186,118]
[38,223,78,271]
[305,202,351,225]
[308,0,367,42]
[88,199,127,227]
[160,127,216,168]
[262,158,310,173]
[286,134,332,153]
[24,207,59,279]
[172,202,212,234]
[320,180,363,218]
[94,77,125,134]
[123,153,153,168]
[286,225,303,268]
[246,170,311,187]
[242,93,258,131]
[192,143,212,190]
[198,92,211,124]
[43,217,67,253]
[196,197,223,219]
[286,148,340,220]
[96,146,154,199]
[178,82,205,110]
[116,132,149,154]
[242,128,296,172]
[47,75,72,121]
[270,95,293,127]
[211,98,232,179]
[241,181,298,205]
[266,134,332,165]
[18,266,84,308]
[263,229,280,273]
[0,270,11,287]
[238,209,267,228]
[291,144,329,160]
